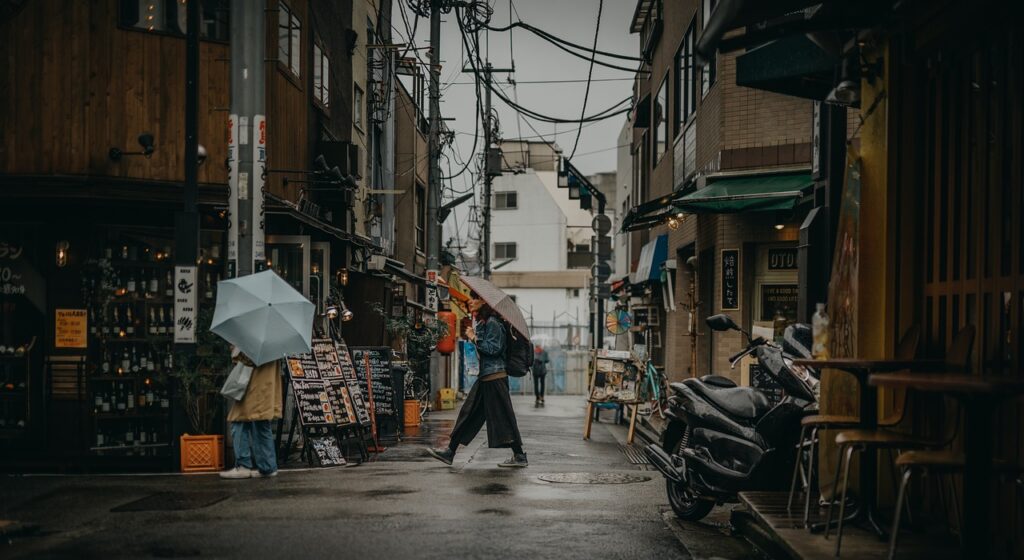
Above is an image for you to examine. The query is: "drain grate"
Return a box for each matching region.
[111,491,230,512]
[619,444,650,465]
[537,472,652,484]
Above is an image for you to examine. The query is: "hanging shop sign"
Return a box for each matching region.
[767,248,798,270]
[227,114,240,269]
[252,114,267,268]
[55,309,88,349]
[173,266,198,343]
[721,249,740,310]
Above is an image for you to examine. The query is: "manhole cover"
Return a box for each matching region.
[111,491,230,512]
[537,472,652,484]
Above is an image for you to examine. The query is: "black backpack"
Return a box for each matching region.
[505,327,534,378]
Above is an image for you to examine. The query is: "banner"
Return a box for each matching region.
[174,266,198,343]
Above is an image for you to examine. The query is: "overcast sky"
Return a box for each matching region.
[393,1,637,252]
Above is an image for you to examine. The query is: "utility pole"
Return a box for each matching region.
[482,63,493,279]
[427,1,442,274]
[229,0,266,278]
[173,0,200,352]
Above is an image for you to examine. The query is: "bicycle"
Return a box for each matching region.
[637,358,669,419]
[403,366,432,422]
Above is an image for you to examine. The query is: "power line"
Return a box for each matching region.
[445,77,635,85]
[484,20,643,62]
[569,0,603,160]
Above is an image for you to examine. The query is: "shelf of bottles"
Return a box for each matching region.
[84,234,223,457]
[0,338,33,436]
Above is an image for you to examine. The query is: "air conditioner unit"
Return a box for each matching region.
[367,254,387,271]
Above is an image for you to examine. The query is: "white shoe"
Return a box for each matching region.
[219,466,256,479]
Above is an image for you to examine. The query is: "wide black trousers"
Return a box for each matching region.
[449,376,522,449]
[533,373,546,398]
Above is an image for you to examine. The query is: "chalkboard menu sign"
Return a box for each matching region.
[286,341,366,427]
[349,347,396,421]
[334,340,372,426]
[749,362,785,405]
[308,435,347,467]
[722,248,740,310]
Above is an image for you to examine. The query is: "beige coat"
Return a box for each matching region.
[227,357,283,422]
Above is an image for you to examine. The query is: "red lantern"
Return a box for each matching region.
[436,311,457,354]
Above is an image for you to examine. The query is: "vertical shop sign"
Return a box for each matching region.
[55,309,88,349]
[174,266,198,343]
[252,115,267,267]
[721,249,740,310]
[227,114,239,273]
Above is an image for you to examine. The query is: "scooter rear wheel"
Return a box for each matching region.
[667,439,714,521]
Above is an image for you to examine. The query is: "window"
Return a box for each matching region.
[676,20,696,133]
[354,85,364,130]
[119,0,229,41]
[701,0,718,96]
[415,184,426,250]
[495,242,517,260]
[278,1,301,77]
[313,42,330,108]
[654,76,669,163]
[495,191,518,210]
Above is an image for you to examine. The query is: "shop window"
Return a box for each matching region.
[700,0,717,96]
[313,41,330,109]
[495,191,518,210]
[495,242,517,260]
[675,20,696,134]
[278,1,301,77]
[119,0,229,41]
[654,76,669,163]
[415,184,426,251]
[354,85,364,130]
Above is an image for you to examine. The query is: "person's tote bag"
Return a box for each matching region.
[220,362,253,401]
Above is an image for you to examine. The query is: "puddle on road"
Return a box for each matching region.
[362,486,420,497]
[476,508,512,516]
[470,482,511,495]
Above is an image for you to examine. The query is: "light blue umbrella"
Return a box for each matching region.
[210,270,315,366]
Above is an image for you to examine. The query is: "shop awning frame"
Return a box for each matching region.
[264,191,381,252]
[673,172,812,214]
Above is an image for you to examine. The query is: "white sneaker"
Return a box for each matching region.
[219,466,255,479]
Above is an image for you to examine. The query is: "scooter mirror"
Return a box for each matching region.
[706,314,739,332]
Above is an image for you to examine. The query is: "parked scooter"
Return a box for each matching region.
[644,314,819,520]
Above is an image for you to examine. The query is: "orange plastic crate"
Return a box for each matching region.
[179,434,224,473]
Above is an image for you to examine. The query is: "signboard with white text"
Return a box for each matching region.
[174,266,198,343]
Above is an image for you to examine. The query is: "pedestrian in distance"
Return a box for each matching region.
[533,345,549,406]
[427,297,528,468]
[220,347,282,479]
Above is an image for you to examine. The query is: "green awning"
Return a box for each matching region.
[673,172,811,214]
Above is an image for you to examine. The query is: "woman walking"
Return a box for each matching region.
[427,297,528,468]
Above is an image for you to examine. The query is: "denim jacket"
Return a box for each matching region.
[476,316,507,377]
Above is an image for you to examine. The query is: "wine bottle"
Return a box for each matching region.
[127,272,136,294]
[204,273,213,299]
[165,270,174,297]
[148,308,156,335]
[125,306,135,335]
[126,383,135,410]
[119,348,130,373]
[96,430,105,447]
[160,389,169,409]
[94,391,103,413]
[116,383,126,412]
[121,244,129,260]
[101,391,111,413]
[101,350,110,374]
[148,269,159,294]
[89,308,98,335]
[146,386,155,407]
[125,422,134,444]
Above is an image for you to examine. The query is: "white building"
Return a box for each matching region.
[488,140,591,346]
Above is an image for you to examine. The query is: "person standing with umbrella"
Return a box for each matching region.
[427,278,529,468]
[209,270,315,479]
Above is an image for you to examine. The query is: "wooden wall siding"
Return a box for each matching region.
[266,0,309,203]
[912,28,1023,556]
[0,0,228,186]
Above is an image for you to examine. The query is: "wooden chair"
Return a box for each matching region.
[825,325,975,556]
[887,451,1023,559]
[787,325,922,528]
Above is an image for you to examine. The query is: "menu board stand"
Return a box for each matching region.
[582,350,642,445]
[276,338,378,467]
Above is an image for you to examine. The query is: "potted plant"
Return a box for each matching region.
[169,308,232,472]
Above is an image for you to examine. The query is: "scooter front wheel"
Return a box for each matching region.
[667,478,714,521]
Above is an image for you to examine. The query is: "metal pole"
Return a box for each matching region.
[230,0,266,278]
[175,0,200,340]
[482,63,493,279]
[427,1,442,272]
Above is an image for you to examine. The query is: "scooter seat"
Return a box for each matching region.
[691,385,771,420]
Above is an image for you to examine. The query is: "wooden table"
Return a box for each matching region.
[792,358,943,536]
[869,372,1024,558]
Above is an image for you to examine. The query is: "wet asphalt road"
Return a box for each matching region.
[1,395,752,560]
